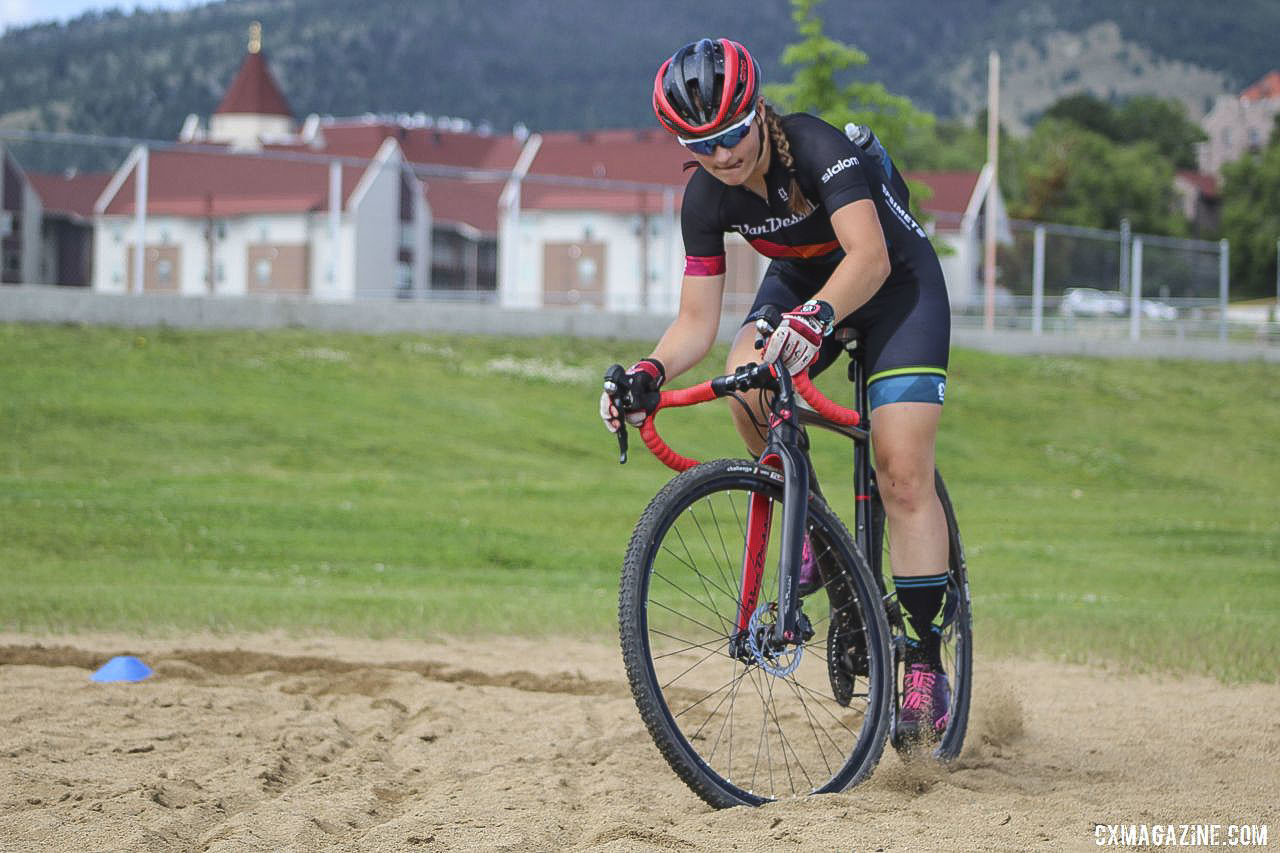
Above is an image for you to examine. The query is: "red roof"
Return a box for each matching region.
[269,120,528,232]
[215,52,293,118]
[28,171,113,219]
[421,176,505,234]
[521,128,688,214]
[529,129,689,184]
[1176,170,1219,198]
[274,121,524,170]
[101,148,363,216]
[904,170,981,219]
[1241,70,1280,102]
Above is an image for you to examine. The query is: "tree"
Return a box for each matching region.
[1013,118,1185,236]
[1221,141,1280,299]
[763,0,932,155]
[1039,93,1206,171]
[762,0,935,213]
[1112,96,1206,170]
[1042,93,1121,140]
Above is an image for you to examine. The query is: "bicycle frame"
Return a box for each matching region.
[611,359,862,659]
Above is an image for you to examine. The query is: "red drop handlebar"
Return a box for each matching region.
[638,367,860,473]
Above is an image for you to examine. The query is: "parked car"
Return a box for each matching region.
[1059,287,1127,317]
[1058,288,1178,320]
[1140,299,1178,321]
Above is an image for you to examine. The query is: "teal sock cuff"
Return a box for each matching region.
[892,572,949,589]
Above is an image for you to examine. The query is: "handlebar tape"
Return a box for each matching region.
[793,372,860,426]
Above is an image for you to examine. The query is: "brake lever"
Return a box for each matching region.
[603,364,629,464]
[754,315,776,351]
[615,421,629,464]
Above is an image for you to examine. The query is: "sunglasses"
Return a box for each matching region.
[678,111,756,155]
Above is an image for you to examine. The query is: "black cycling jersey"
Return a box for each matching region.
[680,111,951,404]
[681,112,934,289]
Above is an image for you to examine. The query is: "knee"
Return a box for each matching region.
[876,454,935,515]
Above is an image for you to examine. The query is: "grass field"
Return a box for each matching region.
[2,324,1276,682]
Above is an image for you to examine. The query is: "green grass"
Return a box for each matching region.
[1,324,1277,682]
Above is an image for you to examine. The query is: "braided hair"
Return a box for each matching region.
[763,102,813,217]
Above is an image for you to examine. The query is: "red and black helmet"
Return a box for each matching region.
[652,38,761,137]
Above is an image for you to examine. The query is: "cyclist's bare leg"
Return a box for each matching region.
[725,324,770,456]
[869,401,947,578]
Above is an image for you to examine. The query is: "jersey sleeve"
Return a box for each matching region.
[786,114,872,215]
[680,171,727,276]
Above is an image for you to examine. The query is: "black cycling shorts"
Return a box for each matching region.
[743,259,951,407]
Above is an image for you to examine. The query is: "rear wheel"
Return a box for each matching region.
[619,459,892,808]
[871,469,972,761]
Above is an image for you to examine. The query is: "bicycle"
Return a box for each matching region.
[603,311,971,808]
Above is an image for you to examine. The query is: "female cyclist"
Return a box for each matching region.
[600,37,952,740]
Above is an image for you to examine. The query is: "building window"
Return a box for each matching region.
[1248,127,1262,149]
[255,258,272,286]
[155,259,173,284]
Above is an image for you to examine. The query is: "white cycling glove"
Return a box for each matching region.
[761,300,834,375]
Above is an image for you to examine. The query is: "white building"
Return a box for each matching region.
[92,138,428,300]
[1198,70,1280,176]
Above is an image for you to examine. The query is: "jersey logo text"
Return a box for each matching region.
[820,156,861,184]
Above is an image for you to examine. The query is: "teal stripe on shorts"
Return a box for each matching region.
[867,373,946,409]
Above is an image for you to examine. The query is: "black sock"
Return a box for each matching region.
[894,572,947,669]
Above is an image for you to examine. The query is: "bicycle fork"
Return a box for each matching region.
[731,404,814,659]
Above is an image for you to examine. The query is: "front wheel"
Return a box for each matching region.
[619,459,893,808]
[872,469,973,761]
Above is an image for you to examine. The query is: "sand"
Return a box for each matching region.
[0,632,1276,852]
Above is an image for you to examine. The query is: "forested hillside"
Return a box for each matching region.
[0,0,1275,142]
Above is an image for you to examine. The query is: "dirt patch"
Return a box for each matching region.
[0,633,1276,851]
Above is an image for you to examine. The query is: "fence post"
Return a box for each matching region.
[132,146,149,295]
[1219,238,1229,342]
[1129,236,1143,341]
[328,160,342,299]
[1031,224,1045,335]
[1119,217,1130,295]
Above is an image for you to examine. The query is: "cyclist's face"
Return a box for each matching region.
[687,102,765,186]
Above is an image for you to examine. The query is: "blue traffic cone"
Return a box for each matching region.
[90,655,153,683]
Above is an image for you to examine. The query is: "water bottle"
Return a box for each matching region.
[845,122,908,204]
[845,123,894,182]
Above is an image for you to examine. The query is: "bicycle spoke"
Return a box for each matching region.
[647,597,726,639]
[670,668,752,719]
[670,515,740,606]
[705,658,748,771]
[652,567,733,631]
[704,496,749,618]
[662,643,730,693]
[649,630,734,661]
[685,501,743,605]
[763,668,805,795]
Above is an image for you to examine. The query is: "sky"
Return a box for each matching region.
[0,0,204,31]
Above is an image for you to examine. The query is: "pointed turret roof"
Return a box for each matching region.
[214,24,293,118]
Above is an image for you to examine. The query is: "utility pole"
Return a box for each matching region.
[983,50,1000,333]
